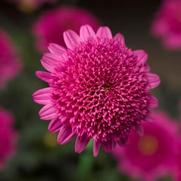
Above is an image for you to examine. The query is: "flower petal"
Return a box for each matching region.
[114,33,125,45]
[41,53,59,72]
[150,96,158,108]
[57,125,74,144]
[63,30,80,50]
[75,134,89,153]
[39,104,57,120]
[93,140,101,157]
[33,88,52,105]
[36,71,52,83]
[48,118,62,133]
[147,73,160,89]
[134,50,148,64]
[48,43,66,55]
[80,25,96,41]
[33,87,52,95]
[97,26,112,39]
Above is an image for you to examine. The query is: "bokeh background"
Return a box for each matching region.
[0,0,181,180]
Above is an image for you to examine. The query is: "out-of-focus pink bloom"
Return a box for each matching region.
[152,0,181,49]
[33,24,160,156]
[113,112,178,181]
[173,140,181,181]
[32,6,100,51]
[7,0,56,12]
[0,29,21,89]
[0,107,17,169]
[172,102,181,180]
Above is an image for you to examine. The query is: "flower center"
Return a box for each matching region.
[103,82,113,93]
[138,135,158,156]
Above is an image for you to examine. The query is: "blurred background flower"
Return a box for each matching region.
[32,6,99,51]
[151,0,181,50]
[0,29,21,89]
[113,112,179,181]
[0,107,17,169]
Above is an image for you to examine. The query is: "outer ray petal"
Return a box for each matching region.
[48,118,63,133]
[48,43,66,55]
[33,87,52,105]
[75,134,89,153]
[147,73,160,89]
[150,96,158,108]
[57,125,74,144]
[114,33,125,45]
[97,26,112,39]
[93,140,101,157]
[63,30,80,50]
[134,50,148,64]
[80,25,96,41]
[39,104,57,120]
[36,71,52,83]
[41,53,58,72]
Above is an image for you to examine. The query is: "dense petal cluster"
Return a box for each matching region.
[113,112,178,181]
[32,6,99,51]
[152,0,181,49]
[0,107,17,169]
[0,29,21,89]
[33,25,160,156]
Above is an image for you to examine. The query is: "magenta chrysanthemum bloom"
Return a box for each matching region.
[0,29,21,89]
[151,0,181,49]
[0,107,17,169]
[113,112,178,181]
[33,25,160,156]
[32,6,99,51]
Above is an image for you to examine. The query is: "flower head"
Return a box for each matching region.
[151,0,181,49]
[32,6,99,51]
[0,29,21,89]
[33,25,160,156]
[113,112,178,181]
[0,107,17,169]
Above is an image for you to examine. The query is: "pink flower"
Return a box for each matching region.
[174,140,181,181]
[33,25,160,156]
[32,6,99,51]
[113,112,178,181]
[0,29,21,89]
[0,107,17,169]
[151,0,181,49]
